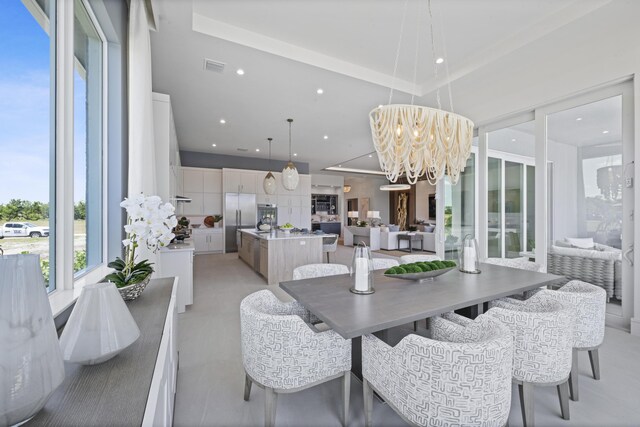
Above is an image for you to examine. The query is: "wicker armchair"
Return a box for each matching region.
[292,263,349,280]
[527,280,606,401]
[547,244,621,300]
[485,256,542,272]
[371,258,400,270]
[487,296,574,426]
[240,290,351,427]
[362,313,513,427]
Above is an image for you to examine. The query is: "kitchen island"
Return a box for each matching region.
[238,229,324,285]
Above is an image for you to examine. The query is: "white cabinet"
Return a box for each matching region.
[257,194,278,204]
[179,167,223,216]
[158,245,194,313]
[223,169,257,193]
[203,169,222,193]
[192,228,223,254]
[203,193,222,216]
[183,169,204,193]
[182,192,203,215]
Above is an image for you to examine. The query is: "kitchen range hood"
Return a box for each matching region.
[170,195,192,203]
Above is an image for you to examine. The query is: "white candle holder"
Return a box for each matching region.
[350,242,375,294]
[459,235,481,274]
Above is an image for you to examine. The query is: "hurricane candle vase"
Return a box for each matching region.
[0,254,65,426]
[459,235,481,274]
[350,242,374,294]
[59,282,141,365]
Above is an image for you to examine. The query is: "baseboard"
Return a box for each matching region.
[630,318,640,336]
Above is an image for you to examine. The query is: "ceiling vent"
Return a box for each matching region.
[203,58,225,73]
[237,148,248,152]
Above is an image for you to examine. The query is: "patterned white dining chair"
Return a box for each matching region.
[487,296,574,427]
[371,258,400,270]
[240,290,352,427]
[362,314,513,427]
[525,280,606,401]
[292,263,349,280]
[484,257,542,272]
[399,254,441,264]
[322,234,339,263]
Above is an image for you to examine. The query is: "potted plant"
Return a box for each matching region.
[213,214,223,228]
[106,195,177,301]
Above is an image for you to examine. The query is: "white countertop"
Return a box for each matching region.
[240,228,325,241]
[160,240,195,252]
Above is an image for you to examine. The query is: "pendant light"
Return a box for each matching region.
[282,118,299,191]
[369,0,474,185]
[263,138,277,195]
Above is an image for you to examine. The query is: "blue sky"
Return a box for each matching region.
[0,0,87,204]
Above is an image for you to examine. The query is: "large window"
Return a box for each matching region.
[443,152,476,260]
[0,0,56,291]
[74,0,104,275]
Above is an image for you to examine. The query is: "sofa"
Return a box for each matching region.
[547,239,622,300]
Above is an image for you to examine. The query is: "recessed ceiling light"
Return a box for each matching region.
[317,88,324,94]
[368,154,373,158]
[435,57,444,64]
[219,119,226,124]
[602,130,609,134]
[293,153,298,157]
[236,68,245,75]
[212,143,217,147]
[378,104,384,108]
[338,165,342,167]
[511,138,516,142]
[255,148,260,152]
[576,117,582,121]
[323,135,329,140]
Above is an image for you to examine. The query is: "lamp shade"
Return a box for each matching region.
[282,162,299,191]
[59,282,141,365]
[263,171,277,195]
[348,211,359,218]
[0,254,65,425]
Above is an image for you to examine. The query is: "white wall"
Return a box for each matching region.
[415,180,436,222]
[343,176,390,224]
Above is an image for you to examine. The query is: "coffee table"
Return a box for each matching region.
[397,233,423,252]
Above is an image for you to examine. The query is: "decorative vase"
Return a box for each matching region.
[0,254,65,426]
[117,274,151,301]
[60,282,141,365]
[350,242,374,295]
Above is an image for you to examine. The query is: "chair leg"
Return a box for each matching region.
[265,387,277,427]
[413,321,417,331]
[363,378,373,427]
[243,373,252,401]
[518,382,535,427]
[557,380,570,420]
[589,348,601,380]
[342,371,350,427]
[569,348,579,401]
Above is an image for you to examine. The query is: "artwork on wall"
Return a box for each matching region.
[359,198,370,221]
[397,193,408,230]
[428,193,436,220]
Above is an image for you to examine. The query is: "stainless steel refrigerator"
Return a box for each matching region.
[225,193,257,252]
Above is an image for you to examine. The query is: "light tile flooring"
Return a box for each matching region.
[174,247,640,426]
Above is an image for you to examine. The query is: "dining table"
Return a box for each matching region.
[280,262,566,378]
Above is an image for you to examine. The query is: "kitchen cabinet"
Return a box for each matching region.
[223,169,257,193]
[257,194,278,204]
[183,169,204,193]
[179,167,223,216]
[158,242,194,313]
[203,169,222,193]
[191,228,223,254]
[182,192,203,215]
[203,193,222,216]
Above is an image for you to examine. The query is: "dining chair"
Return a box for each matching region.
[363,313,513,427]
[371,258,399,270]
[322,234,339,263]
[525,280,606,401]
[240,290,352,427]
[484,256,542,272]
[487,296,574,427]
[292,263,349,280]
[399,254,441,264]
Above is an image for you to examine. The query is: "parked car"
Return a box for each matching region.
[0,222,50,238]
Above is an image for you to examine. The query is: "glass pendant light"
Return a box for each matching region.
[263,138,277,195]
[281,118,299,191]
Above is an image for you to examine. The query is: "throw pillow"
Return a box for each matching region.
[565,237,594,249]
[424,225,435,233]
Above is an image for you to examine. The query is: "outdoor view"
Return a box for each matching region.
[0,0,91,291]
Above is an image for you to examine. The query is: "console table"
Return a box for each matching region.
[29,277,178,427]
[343,226,381,250]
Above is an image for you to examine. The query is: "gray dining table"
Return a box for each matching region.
[280,262,566,377]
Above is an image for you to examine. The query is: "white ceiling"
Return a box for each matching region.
[150,0,622,176]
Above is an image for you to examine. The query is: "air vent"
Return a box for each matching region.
[237,148,249,152]
[203,58,226,73]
